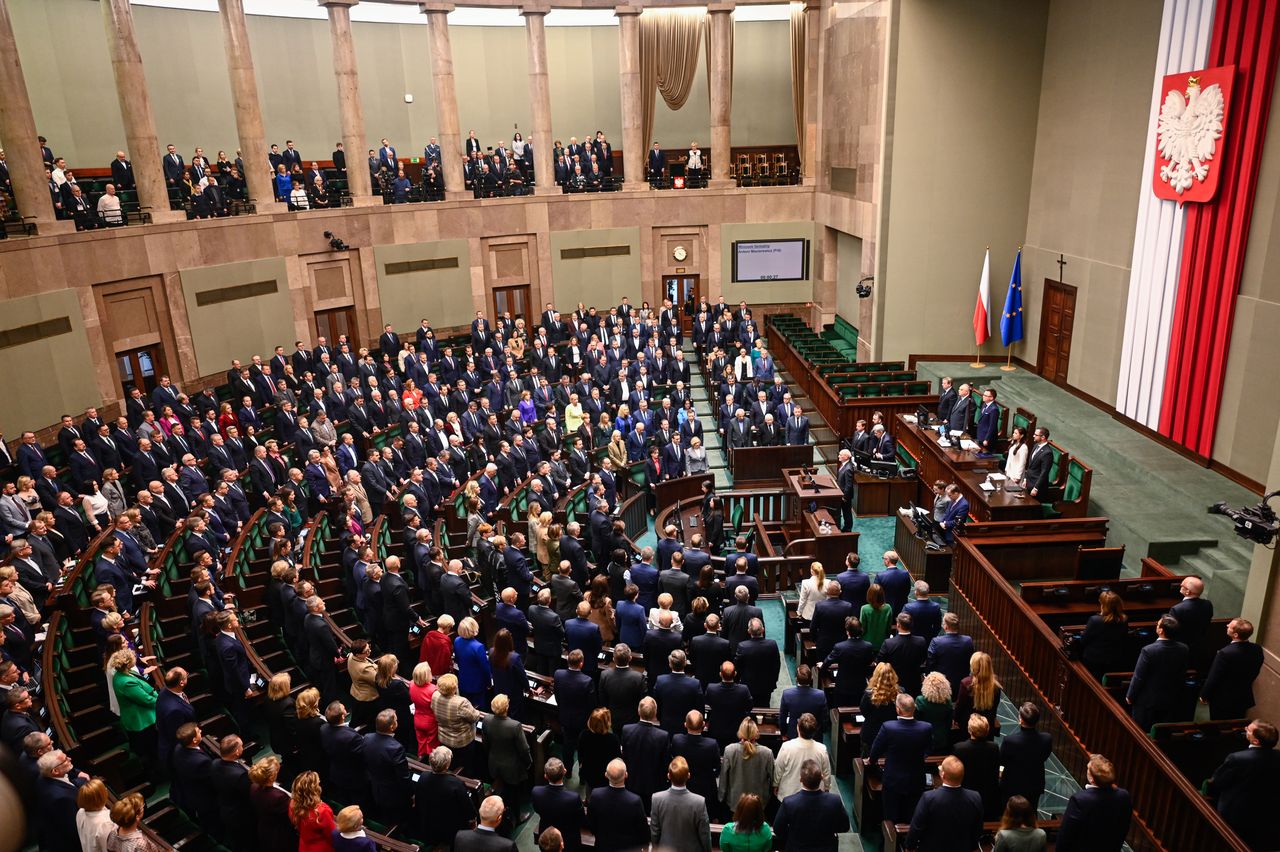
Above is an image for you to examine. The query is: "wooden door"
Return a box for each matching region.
[493,284,532,323]
[315,307,358,349]
[115,346,166,396]
[662,275,699,334]
[1036,279,1076,385]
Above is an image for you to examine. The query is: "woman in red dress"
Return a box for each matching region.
[289,771,336,852]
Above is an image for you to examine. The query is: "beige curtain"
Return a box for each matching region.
[790,2,806,167]
[640,8,706,151]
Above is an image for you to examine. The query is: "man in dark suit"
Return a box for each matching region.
[999,702,1053,811]
[973,387,1000,452]
[703,659,753,749]
[835,449,856,532]
[214,611,254,729]
[877,613,928,698]
[210,734,254,851]
[822,618,876,706]
[904,756,983,852]
[532,758,586,852]
[653,650,703,735]
[721,586,763,651]
[1201,618,1264,720]
[735,619,780,707]
[319,700,369,804]
[869,694,935,823]
[417,746,478,845]
[565,602,602,677]
[34,749,88,852]
[1126,615,1190,731]
[305,597,340,702]
[773,759,850,852]
[2,687,40,755]
[621,697,671,812]
[588,758,651,852]
[902,580,942,639]
[155,668,197,770]
[171,723,219,830]
[162,144,185,188]
[1023,426,1054,500]
[599,645,646,733]
[780,665,828,740]
[689,614,732,688]
[381,556,418,674]
[441,559,474,626]
[1207,719,1280,851]
[785,405,811,446]
[670,710,720,810]
[455,795,517,852]
[810,581,855,662]
[936,486,969,546]
[527,588,565,676]
[364,709,413,824]
[647,143,665,181]
[1056,754,1132,852]
[1168,575,1213,646]
[925,613,975,698]
[494,587,530,650]
[553,650,596,776]
[642,612,683,690]
[936,377,957,425]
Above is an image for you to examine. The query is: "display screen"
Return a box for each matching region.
[732,239,810,282]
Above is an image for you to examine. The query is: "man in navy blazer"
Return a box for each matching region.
[656,525,682,572]
[904,756,983,852]
[565,602,603,676]
[364,710,413,824]
[642,614,683,690]
[214,611,254,728]
[588,759,651,852]
[780,665,828,740]
[902,580,942,639]
[155,668,197,769]
[494,588,531,650]
[171,724,219,830]
[553,650,597,776]
[1125,615,1189,731]
[319,701,369,803]
[948,383,975,435]
[670,710,721,811]
[810,581,855,662]
[735,619,780,707]
[1056,754,1132,852]
[35,749,88,852]
[875,551,912,614]
[785,406,811,446]
[835,553,871,610]
[773,759,850,852]
[1201,618,1264,719]
[937,486,969,546]
[724,559,759,602]
[868,694,935,823]
[1207,719,1280,852]
[94,538,137,614]
[925,613,975,697]
[974,387,1000,451]
[532,758,586,852]
[823,619,876,706]
[870,425,895,461]
[653,651,703,735]
[704,660,754,749]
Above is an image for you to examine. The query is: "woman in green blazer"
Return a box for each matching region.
[110,649,158,761]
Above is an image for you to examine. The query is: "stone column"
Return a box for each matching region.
[421,3,466,199]
[320,0,373,203]
[707,3,734,186]
[101,0,183,223]
[0,0,64,231]
[217,0,279,210]
[802,0,820,183]
[522,5,556,196]
[616,5,646,190]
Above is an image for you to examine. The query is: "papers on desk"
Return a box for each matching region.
[988,473,1007,481]
[959,439,980,451]
[543,693,557,707]
[979,481,997,493]
[904,415,919,424]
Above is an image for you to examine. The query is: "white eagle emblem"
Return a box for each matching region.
[1156,76,1225,194]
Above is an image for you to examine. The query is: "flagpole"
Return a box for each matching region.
[1001,344,1016,372]
[1000,244,1021,372]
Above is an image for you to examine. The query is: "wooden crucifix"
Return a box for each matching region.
[1057,253,1067,282]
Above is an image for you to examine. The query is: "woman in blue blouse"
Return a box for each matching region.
[273,164,292,202]
[488,628,529,723]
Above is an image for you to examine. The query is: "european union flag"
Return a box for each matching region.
[1000,248,1025,347]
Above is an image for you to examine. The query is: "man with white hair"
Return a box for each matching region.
[96,183,123,226]
[836,448,856,531]
[37,748,86,852]
[453,795,515,852]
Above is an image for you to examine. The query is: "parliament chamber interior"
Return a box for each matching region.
[1,0,1280,851]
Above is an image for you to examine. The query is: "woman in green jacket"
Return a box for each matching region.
[719,793,772,852]
[859,583,894,650]
[110,649,158,761]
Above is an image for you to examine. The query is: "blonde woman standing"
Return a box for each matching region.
[955,651,1003,734]
[431,673,484,776]
[797,562,825,622]
[859,662,901,756]
[76,778,114,852]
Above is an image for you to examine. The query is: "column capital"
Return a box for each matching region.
[520,3,551,16]
[706,3,736,13]
[419,2,454,13]
[615,5,643,17]
[317,0,359,7]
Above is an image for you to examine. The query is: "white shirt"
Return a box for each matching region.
[774,737,832,799]
[77,808,114,852]
[1004,442,1028,481]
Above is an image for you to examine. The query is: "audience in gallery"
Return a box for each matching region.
[0,294,1267,852]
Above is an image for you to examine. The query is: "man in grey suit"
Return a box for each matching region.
[454,795,517,852]
[649,756,711,852]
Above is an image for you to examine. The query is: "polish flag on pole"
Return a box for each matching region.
[973,248,991,347]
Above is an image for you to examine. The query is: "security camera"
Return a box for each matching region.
[323,230,349,252]
[856,275,874,299]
